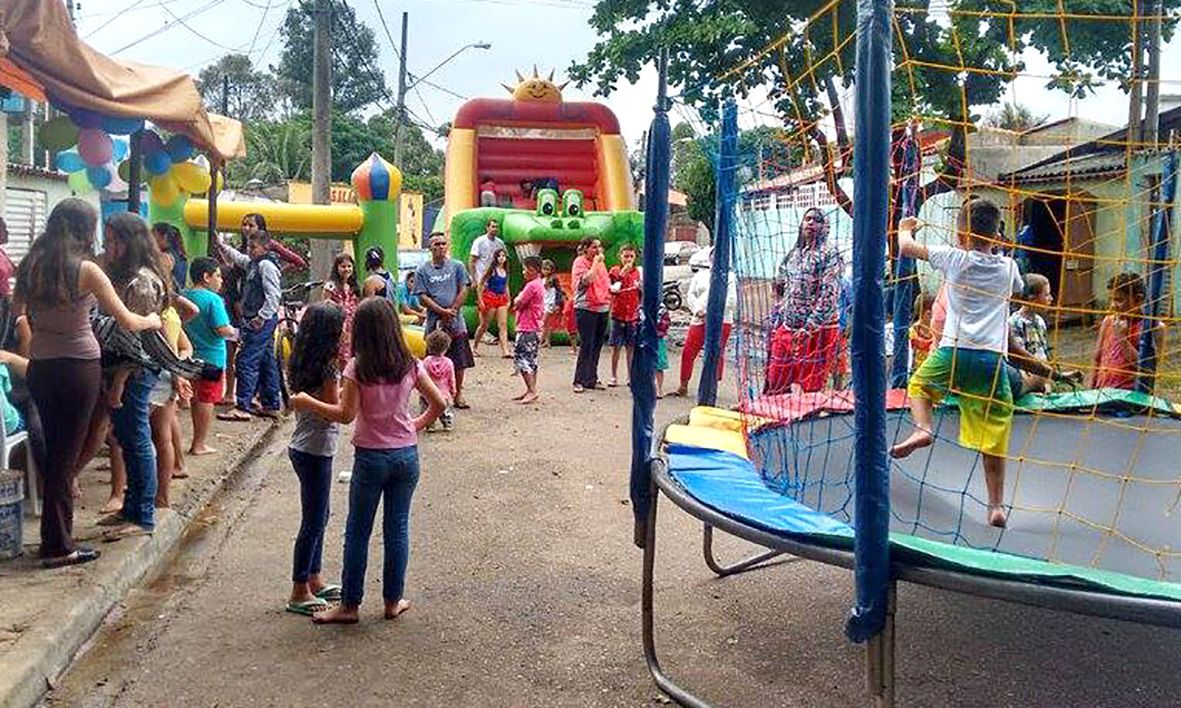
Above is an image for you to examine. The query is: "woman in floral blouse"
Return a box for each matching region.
[323,252,359,370]
[765,207,845,393]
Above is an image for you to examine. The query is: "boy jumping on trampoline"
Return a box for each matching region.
[891,199,1022,528]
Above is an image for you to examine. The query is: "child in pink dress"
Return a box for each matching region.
[1091,272,1164,390]
[422,329,456,430]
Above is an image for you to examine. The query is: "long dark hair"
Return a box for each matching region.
[330,252,360,295]
[793,207,830,251]
[15,197,97,306]
[288,302,344,393]
[351,297,415,384]
[151,222,187,259]
[106,212,171,301]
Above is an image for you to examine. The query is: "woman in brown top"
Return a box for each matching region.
[15,199,160,568]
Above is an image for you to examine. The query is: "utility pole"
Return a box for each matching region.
[1143,0,1164,147]
[392,11,409,173]
[1128,0,1145,146]
[310,0,334,287]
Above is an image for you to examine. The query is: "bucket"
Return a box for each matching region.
[0,470,24,560]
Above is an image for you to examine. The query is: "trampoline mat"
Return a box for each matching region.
[666,409,1181,603]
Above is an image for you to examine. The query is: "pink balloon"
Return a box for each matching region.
[77,128,113,166]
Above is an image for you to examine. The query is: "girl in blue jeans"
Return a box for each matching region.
[291,298,446,624]
[284,302,345,616]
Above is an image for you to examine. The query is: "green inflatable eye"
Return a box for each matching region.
[536,189,559,217]
[562,190,584,217]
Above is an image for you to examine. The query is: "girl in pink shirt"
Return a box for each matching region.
[291,298,446,625]
[422,329,457,430]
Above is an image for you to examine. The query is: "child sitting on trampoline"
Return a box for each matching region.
[891,199,1022,528]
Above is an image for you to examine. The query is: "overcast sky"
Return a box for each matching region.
[75,0,1181,147]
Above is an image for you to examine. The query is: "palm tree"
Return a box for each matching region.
[226,120,311,188]
[984,102,1050,132]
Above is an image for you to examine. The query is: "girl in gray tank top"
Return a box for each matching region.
[282,303,345,613]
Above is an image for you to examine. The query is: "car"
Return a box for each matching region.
[663,240,700,265]
[688,245,712,271]
[396,248,430,280]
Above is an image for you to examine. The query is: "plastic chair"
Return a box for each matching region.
[0,395,38,516]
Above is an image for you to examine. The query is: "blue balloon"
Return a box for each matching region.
[144,149,172,176]
[112,139,129,162]
[165,135,195,162]
[69,108,103,129]
[101,115,145,135]
[86,165,112,190]
[55,151,85,173]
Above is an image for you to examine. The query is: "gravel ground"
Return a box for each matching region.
[44,349,1181,707]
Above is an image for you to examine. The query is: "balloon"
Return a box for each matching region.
[149,175,180,206]
[172,161,212,193]
[139,130,165,154]
[55,151,85,172]
[86,165,112,190]
[101,115,144,135]
[116,158,146,185]
[69,108,103,129]
[164,135,195,162]
[144,149,172,176]
[67,170,93,195]
[40,116,79,152]
[77,128,113,166]
[112,139,129,162]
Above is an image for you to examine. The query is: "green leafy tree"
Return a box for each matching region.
[196,54,278,123]
[983,102,1050,132]
[670,123,717,229]
[227,119,312,187]
[273,0,388,114]
[571,0,1179,213]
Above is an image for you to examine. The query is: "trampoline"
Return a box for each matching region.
[643,397,1181,707]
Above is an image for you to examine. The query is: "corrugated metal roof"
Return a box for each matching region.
[1001,151,1127,185]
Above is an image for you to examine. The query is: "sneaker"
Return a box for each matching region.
[337,470,352,483]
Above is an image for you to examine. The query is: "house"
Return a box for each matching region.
[4,163,100,267]
[993,105,1181,315]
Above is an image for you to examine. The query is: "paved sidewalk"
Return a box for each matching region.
[0,414,275,708]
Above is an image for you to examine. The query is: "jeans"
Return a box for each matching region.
[341,446,420,607]
[289,448,333,583]
[236,315,281,411]
[573,309,608,387]
[113,370,158,530]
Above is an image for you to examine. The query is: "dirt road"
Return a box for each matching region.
[46,351,1181,707]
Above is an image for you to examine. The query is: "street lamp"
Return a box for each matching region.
[406,42,492,92]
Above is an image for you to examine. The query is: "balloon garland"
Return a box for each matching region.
[40,107,214,207]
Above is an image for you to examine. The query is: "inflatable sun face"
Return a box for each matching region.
[502,66,568,103]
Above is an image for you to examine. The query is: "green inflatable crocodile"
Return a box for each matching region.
[448,188,645,337]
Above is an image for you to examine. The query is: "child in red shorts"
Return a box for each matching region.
[182,257,237,455]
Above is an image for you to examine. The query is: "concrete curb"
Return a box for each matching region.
[0,421,279,708]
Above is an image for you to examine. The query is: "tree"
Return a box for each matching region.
[570,0,1180,216]
[670,123,716,230]
[273,0,388,115]
[196,54,278,123]
[983,103,1050,132]
[228,119,312,186]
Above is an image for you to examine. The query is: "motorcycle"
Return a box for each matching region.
[662,280,683,311]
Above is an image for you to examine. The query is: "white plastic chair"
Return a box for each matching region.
[0,395,38,516]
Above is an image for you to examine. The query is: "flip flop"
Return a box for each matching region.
[454,400,471,410]
[217,409,253,422]
[314,584,342,602]
[42,547,101,569]
[285,598,330,616]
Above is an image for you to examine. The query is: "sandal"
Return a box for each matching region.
[314,584,342,602]
[217,409,253,422]
[42,547,101,569]
[285,598,330,616]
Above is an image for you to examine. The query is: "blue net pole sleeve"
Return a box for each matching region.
[1136,149,1177,393]
[845,0,893,644]
[630,56,671,537]
[698,100,738,407]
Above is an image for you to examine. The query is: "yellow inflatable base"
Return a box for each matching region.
[403,323,426,358]
[664,406,766,460]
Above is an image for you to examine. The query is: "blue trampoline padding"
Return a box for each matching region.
[665,442,1181,602]
[667,443,852,538]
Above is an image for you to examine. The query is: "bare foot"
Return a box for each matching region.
[188,445,218,456]
[71,480,82,499]
[100,495,124,515]
[889,430,933,459]
[171,469,189,480]
[103,523,150,540]
[511,391,527,401]
[384,599,410,620]
[519,392,539,404]
[988,506,1008,528]
[312,605,359,625]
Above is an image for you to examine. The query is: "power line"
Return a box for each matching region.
[162,3,245,52]
[371,0,401,61]
[110,0,228,54]
[82,0,149,38]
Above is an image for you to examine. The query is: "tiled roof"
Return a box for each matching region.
[1001,151,1127,185]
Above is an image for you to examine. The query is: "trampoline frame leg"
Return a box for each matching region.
[643,480,714,708]
[866,582,897,708]
[702,523,792,577]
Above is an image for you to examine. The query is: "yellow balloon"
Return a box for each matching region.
[172,161,212,193]
[149,175,181,206]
